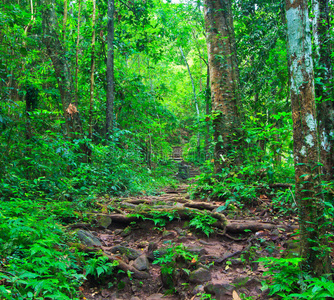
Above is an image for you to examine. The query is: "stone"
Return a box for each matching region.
[193,284,204,295]
[111,246,142,260]
[204,283,235,300]
[189,268,212,283]
[97,215,112,229]
[114,229,123,235]
[147,247,168,261]
[186,245,207,256]
[121,226,132,237]
[76,230,102,247]
[133,254,149,271]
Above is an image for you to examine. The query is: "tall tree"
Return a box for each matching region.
[179,46,200,157]
[312,0,334,182]
[285,0,331,276]
[204,0,241,173]
[106,0,115,137]
[41,0,83,139]
[89,0,96,141]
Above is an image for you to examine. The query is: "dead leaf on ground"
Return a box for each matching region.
[233,290,242,300]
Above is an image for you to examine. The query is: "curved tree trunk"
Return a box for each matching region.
[204,0,241,173]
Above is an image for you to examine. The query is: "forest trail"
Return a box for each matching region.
[78,183,298,300]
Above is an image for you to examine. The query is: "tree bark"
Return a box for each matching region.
[75,0,81,107]
[204,0,241,173]
[179,46,201,159]
[62,0,68,42]
[106,0,115,138]
[89,0,96,142]
[285,0,331,276]
[312,0,334,182]
[41,0,83,139]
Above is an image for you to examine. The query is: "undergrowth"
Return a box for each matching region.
[259,257,334,299]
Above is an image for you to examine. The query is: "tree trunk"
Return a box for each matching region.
[89,0,96,142]
[179,46,201,160]
[285,0,331,276]
[205,65,211,160]
[312,0,334,182]
[75,0,81,107]
[106,0,115,138]
[41,0,83,139]
[62,0,68,42]
[204,0,241,173]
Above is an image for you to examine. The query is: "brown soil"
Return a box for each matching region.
[80,185,299,300]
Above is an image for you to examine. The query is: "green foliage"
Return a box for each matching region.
[259,256,334,299]
[153,242,198,290]
[258,257,303,297]
[272,188,297,215]
[130,209,180,227]
[85,255,118,281]
[189,212,216,237]
[0,200,86,299]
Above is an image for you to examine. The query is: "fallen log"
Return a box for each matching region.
[184,201,218,210]
[226,220,298,233]
[108,207,227,231]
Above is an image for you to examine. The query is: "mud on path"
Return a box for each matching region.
[78,185,298,300]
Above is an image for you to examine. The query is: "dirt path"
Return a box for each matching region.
[79,185,297,300]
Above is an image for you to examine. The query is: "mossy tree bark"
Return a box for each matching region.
[312,0,334,182]
[285,0,331,276]
[204,0,242,174]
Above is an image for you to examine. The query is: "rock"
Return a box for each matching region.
[147,247,169,261]
[97,215,112,229]
[76,230,102,247]
[174,227,186,236]
[193,284,204,294]
[114,229,123,235]
[130,297,141,300]
[111,246,142,260]
[204,283,235,300]
[233,276,250,287]
[162,230,176,239]
[229,259,244,266]
[121,226,132,237]
[147,294,165,300]
[189,268,212,283]
[186,245,207,256]
[233,276,261,288]
[133,254,149,271]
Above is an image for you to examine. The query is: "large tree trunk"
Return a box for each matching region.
[204,0,241,173]
[41,0,83,139]
[106,0,115,138]
[312,0,334,182]
[285,0,331,276]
